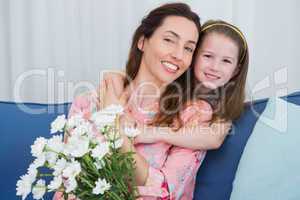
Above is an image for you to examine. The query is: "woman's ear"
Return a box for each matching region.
[138,36,145,51]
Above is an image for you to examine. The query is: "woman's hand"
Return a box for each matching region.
[118,114,137,152]
[118,115,150,186]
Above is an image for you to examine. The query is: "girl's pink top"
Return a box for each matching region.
[53,90,212,200]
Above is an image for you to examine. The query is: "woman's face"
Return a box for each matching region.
[194,32,239,90]
[138,16,199,88]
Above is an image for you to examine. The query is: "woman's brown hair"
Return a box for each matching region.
[123,3,201,127]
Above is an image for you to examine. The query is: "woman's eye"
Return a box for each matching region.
[163,38,174,43]
[203,54,211,58]
[185,47,194,53]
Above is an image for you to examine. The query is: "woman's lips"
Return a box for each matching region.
[161,61,179,73]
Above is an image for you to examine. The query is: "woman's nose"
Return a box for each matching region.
[171,47,184,61]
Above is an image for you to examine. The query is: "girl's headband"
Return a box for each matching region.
[201,23,247,63]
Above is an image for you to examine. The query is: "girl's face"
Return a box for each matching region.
[138,16,199,87]
[194,32,239,89]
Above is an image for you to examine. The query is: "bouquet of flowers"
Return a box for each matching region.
[16,104,139,200]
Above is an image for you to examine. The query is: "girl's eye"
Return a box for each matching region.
[203,54,211,58]
[223,59,232,64]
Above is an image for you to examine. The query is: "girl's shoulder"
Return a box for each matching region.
[184,99,213,113]
[180,99,213,124]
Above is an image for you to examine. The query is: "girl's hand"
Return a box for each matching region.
[103,71,126,97]
[210,120,232,135]
[134,126,161,144]
[99,72,128,109]
[119,114,160,145]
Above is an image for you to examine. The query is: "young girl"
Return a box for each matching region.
[104,19,249,150]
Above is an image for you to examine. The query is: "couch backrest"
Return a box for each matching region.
[0,102,70,200]
[1,91,299,200]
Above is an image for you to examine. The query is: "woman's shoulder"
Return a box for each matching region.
[69,90,100,118]
[72,90,99,106]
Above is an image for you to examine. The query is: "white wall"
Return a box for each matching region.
[0,0,299,103]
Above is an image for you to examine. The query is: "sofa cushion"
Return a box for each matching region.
[230,97,300,200]
[193,91,300,200]
[281,91,300,105]
[0,102,70,200]
[193,98,269,200]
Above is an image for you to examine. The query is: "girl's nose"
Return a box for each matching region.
[209,60,219,71]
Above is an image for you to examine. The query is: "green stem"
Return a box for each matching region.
[78,175,94,188]
[107,191,123,200]
[38,173,53,177]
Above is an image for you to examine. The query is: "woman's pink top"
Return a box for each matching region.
[53,90,212,200]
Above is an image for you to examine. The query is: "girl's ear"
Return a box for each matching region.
[229,64,241,81]
[232,64,241,78]
[138,36,145,51]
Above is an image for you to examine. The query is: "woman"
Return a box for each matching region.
[98,3,202,199]
[56,3,222,200]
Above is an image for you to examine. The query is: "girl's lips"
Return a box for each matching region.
[204,72,220,80]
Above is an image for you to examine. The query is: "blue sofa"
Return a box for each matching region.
[1,91,299,200]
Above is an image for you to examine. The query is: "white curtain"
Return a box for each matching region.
[0,0,299,103]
